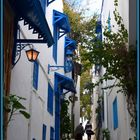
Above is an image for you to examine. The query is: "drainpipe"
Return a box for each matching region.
[27,63,33,140]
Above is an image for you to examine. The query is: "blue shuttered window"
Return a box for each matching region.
[64,37,76,73]
[53,10,71,63]
[53,25,59,62]
[47,83,53,115]
[50,127,54,140]
[113,97,118,129]
[42,124,47,140]
[33,61,39,90]
[41,0,46,13]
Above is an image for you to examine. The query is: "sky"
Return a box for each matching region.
[80,0,102,18]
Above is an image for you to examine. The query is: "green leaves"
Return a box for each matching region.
[64,0,136,131]
[19,110,30,119]
[60,99,72,138]
[13,100,26,110]
[102,128,110,140]
[4,94,30,127]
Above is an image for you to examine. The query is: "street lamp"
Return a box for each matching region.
[26,49,40,62]
[13,43,40,66]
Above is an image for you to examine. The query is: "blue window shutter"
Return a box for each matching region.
[113,97,118,129]
[50,127,54,140]
[53,25,58,63]
[41,0,46,13]
[47,83,53,115]
[42,124,47,140]
[53,11,71,63]
[64,58,73,73]
[33,61,39,90]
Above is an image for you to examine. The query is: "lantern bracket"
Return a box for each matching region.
[16,43,32,56]
[12,25,40,67]
[13,43,37,67]
[48,64,66,74]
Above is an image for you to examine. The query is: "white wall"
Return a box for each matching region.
[7,0,80,140]
[101,0,135,139]
[7,0,67,140]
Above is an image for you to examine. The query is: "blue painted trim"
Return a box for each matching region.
[42,124,47,140]
[53,10,71,33]
[48,64,64,74]
[47,0,55,6]
[137,0,139,139]
[58,30,66,39]
[0,0,3,139]
[11,0,54,47]
[64,58,73,73]
[47,83,53,115]
[113,97,118,129]
[53,25,58,63]
[48,64,72,74]
[54,85,60,140]
[54,72,76,93]
[52,10,70,63]
[64,37,76,73]
[33,61,39,90]
[50,126,54,140]
[17,39,49,44]
[12,19,18,67]
[40,0,46,14]
[65,37,77,49]
[95,21,102,34]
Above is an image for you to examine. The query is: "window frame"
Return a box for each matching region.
[113,97,118,129]
[42,124,47,140]
[50,126,54,140]
[47,82,54,115]
[33,61,39,90]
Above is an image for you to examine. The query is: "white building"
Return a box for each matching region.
[99,0,136,140]
[7,0,80,140]
[90,0,136,139]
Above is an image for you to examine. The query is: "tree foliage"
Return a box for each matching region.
[60,99,72,139]
[64,0,136,131]
[80,0,137,131]
[63,0,97,120]
[4,94,30,139]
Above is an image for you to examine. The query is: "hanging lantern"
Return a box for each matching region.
[25,49,39,62]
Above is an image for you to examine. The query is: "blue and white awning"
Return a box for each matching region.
[10,0,54,47]
[54,73,76,94]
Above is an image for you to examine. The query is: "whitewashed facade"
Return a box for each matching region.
[7,0,80,140]
[100,0,136,140]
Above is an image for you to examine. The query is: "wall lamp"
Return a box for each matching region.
[26,49,39,62]
[14,43,40,66]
